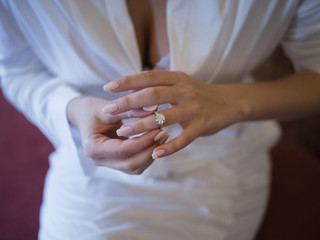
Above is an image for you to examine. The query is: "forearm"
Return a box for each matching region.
[227,72,320,122]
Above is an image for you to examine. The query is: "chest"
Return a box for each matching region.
[126,0,169,69]
[12,0,297,87]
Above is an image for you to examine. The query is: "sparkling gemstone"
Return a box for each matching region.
[155,113,165,125]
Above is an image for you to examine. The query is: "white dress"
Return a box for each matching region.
[1,1,320,239]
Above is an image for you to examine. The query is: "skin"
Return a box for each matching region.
[67,71,320,174]
[66,0,171,174]
[67,1,320,174]
[101,71,320,159]
[67,96,169,175]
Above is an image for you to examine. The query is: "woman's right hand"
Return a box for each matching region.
[66,96,168,175]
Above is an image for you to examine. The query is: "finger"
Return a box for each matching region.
[151,126,198,159]
[121,89,159,112]
[103,71,179,93]
[112,142,157,175]
[102,86,181,114]
[142,105,158,112]
[103,109,154,124]
[84,129,161,160]
[130,88,142,93]
[94,132,169,174]
[121,131,169,174]
[130,88,159,113]
[116,105,193,137]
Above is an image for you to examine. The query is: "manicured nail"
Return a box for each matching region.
[103,81,119,91]
[116,126,133,136]
[143,105,158,112]
[103,103,118,114]
[152,149,165,159]
[154,131,168,142]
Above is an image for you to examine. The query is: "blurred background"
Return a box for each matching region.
[0,47,319,240]
[253,47,320,159]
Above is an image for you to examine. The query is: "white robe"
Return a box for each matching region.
[1,1,319,239]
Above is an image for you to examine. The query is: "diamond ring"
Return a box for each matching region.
[154,112,166,128]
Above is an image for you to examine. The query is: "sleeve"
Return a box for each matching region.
[281,0,320,74]
[0,3,82,148]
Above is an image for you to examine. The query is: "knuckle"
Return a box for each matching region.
[177,71,188,78]
[122,161,138,173]
[190,101,202,112]
[181,85,197,100]
[151,88,161,100]
[84,147,94,159]
[184,133,194,145]
[189,87,198,99]
[122,75,131,85]
[176,71,190,82]
[118,150,130,159]
[142,88,153,97]
[136,119,147,132]
[83,138,96,159]
[171,134,194,152]
[144,71,152,82]
[128,110,136,118]
[122,96,131,109]
[118,144,131,159]
[91,159,103,167]
[170,140,181,152]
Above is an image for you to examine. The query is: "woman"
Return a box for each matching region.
[1,0,320,239]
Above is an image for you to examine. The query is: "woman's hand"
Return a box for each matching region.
[67,96,169,174]
[102,71,247,159]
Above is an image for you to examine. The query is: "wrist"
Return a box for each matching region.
[66,96,88,128]
[234,87,252,122]
[216,83,252,123]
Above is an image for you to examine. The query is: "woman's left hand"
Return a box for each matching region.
[102,71,247,159]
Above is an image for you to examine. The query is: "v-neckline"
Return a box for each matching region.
[112,0,171,72]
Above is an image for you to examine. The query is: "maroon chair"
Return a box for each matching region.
[0,91,52,240]
[0,91,319,240]
[255,141,320,240]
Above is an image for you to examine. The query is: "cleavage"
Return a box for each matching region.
[126,0,169,69]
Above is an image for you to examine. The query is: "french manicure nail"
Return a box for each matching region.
[154,131,167,142]
[143,105,158,112]
[116,126,133,136]
[103,81,119,91]
[152,149,166,159]
[103,103,118,114]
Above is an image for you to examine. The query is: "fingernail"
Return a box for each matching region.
[116,126,133,136]
[103,81,119,91]
[103,103,118,114]
[154,131,168,142]
[152,149,165,159]
[143,105,158,112]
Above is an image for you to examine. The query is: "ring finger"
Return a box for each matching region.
[116,104,192,137]
[102,86,181,115]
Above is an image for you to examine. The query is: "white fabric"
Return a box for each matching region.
[1,0,319,239]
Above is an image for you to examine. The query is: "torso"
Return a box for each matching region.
[126,0,169,69]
